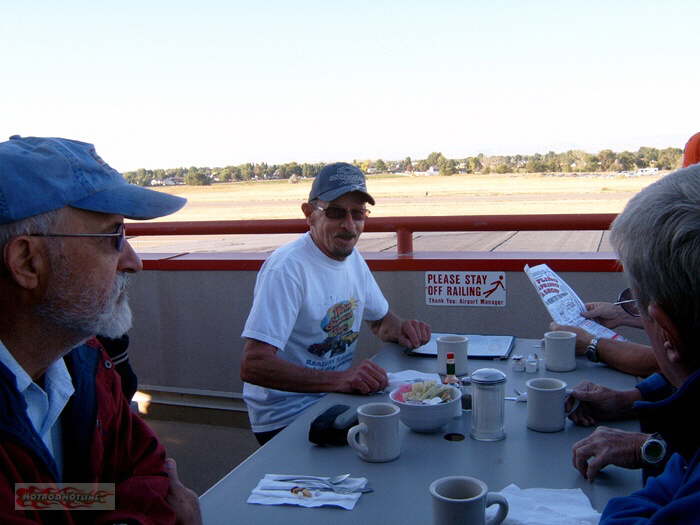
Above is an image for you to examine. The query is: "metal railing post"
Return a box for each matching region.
[396,228,413,255]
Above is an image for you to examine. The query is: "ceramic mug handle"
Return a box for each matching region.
[347,422,369,457]
[565,394,580,417]
[485,492,509,525]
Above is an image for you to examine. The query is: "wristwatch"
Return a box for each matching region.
[641,433,667,465]
[585,338,600,362]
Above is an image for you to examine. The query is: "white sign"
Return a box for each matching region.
[425,271,506,307]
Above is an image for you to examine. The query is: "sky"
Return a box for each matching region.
[3,1,699,172]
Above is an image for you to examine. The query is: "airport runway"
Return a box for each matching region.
[128,230,614,255]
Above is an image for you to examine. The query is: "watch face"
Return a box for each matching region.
[643,439,666,463]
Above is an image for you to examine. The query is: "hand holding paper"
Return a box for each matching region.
[524,264,624,341]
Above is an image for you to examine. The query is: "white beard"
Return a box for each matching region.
[88,276,133,338]
[36,253,133,339]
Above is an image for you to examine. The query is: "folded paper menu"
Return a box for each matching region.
[407,333,515,359]
[524,263,624,341]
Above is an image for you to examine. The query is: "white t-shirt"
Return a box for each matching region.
[242,232,389,433]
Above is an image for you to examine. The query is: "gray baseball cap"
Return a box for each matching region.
[309,162,375,205]
[0,135,186,224]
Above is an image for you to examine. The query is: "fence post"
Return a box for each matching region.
[396,228,413,255]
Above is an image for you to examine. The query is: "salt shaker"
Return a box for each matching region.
[469,368,507,441]
[511,355,525,373]
[526,353,539,373]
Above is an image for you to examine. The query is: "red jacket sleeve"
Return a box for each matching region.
[90,352,176,525]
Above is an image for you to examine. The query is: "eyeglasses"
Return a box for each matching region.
[314,205,370,221]
[614,287,640,317]
[30,223,126,252]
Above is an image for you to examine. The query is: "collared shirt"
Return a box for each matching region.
[0,339,75,477]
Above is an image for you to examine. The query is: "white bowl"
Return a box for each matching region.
[389,384,461,433]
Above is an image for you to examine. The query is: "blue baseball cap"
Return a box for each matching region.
[309,162,375,205]
[0,135,186,224]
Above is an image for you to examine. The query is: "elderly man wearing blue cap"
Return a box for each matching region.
[0,136,200,523]
[240,162,432,445]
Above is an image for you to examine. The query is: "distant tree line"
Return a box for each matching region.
[124,147,682,186]
[123,162,327,187]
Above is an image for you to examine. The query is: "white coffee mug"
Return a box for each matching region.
[347,403,401,462]
[437,335,469,377]
[526,377,578,432]
[430,476,508,525]
[544,331,577,372]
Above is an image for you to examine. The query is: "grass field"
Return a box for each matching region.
[143,172,666,223]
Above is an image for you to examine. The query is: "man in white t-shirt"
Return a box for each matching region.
[240,162,431,444]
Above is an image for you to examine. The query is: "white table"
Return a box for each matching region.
[201,339,642,524]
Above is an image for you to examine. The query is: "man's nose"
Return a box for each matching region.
[118,240,143,273]
[340,210,357,231]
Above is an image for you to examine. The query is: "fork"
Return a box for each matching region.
[276,477,372,494]
[301,483,373,494]
[275,473,350,484]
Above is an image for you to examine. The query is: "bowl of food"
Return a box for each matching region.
[389,381,461,433]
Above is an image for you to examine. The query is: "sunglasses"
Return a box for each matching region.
[614,287,640,317]
[30,223,126,252]
[314,205,370,221]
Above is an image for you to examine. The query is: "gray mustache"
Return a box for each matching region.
[115,274,130,295]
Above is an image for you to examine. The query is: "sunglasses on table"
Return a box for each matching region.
[314,205,370,221]
[30,223,126,252]
[614,287,640,317]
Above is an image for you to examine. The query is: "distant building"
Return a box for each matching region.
[635,167,659,175]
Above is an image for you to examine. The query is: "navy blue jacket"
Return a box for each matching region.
[601,368,700,524]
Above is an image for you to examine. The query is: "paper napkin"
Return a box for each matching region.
[387,370,442,392]
[488,484,601,525]
[247,474,369,510]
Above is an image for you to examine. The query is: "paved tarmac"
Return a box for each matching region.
[128,230,614,255]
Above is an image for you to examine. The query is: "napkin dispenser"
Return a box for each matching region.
[308,404,358,446]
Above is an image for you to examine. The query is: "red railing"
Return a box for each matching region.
[126,213,617,256]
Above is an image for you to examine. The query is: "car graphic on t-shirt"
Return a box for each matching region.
[307,299,359,358]
[307,332,359,357]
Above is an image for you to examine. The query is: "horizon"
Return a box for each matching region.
[123,143,681,172]
[3,1,699,172]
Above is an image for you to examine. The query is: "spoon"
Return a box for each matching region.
[506,388,527,402]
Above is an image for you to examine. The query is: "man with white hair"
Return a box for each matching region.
[0,136,201,524]
[595,163,700,522]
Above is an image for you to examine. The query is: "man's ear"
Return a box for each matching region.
[3,236,45,290]
[301,202,315,222]
[647,303,684,364]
